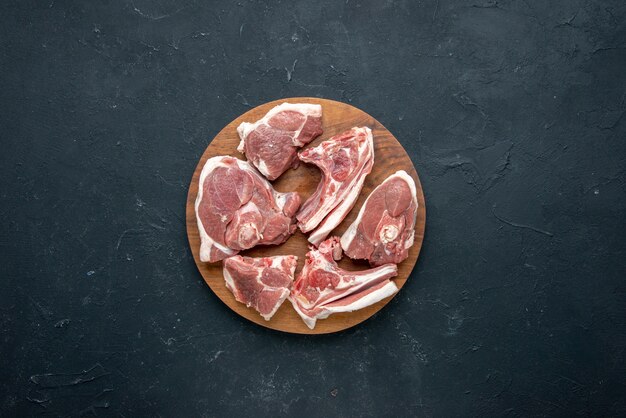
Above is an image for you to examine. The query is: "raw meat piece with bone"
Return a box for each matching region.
[289,237,398,329]
[341,170,418,266]
[223,255,298,320]
[195,156,300,263]
[296,127,374,246]
[237,103,323,180]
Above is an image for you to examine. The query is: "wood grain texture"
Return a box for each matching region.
[186,98,426,334]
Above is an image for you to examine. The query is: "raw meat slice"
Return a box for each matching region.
[237,103,323,180]
[223,255,298,320]
[341,170,418,266]
[195,156,301,263]
[296,127,374,246]
[289,237,398,329]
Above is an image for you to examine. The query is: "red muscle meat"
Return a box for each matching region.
[296,127,374,246]
[195,156,300,263]
[237,103,323,180]
[341,170,418,266]
[223,255,298,320]
[289,237,398,329]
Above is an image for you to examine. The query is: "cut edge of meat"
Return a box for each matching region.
[261,289,288,321]
[290,271,399,329]
[301,262,398,310]
[297,126,374,241]
[223,255,298,321]
[223,265,290,321]
[307,154,374,246]
[288,237,399,329]
[195,156,240,262]
[236,102,323,153]
[340,169,418,254]
[195,156,300,263]
[312,280,398,320]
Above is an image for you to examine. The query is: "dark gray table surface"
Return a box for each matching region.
[1,0,625,416]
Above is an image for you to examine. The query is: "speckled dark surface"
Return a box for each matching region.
[1,0,625,416]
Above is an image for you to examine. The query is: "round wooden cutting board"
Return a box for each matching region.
[186,98,426,334]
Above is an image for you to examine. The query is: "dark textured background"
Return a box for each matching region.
[1,0,625,416]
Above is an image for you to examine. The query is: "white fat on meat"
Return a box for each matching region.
[195,157,239,262]
[224,255,298,320]
[256,160,270,179]
[289,237,398,329]
[194,156,300,263]
[237,103,323,180]
[296,281,399,328]
[341,170,418,267]
[307,161,372,245]
[237,103,322,150]
[296,127,374,246]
